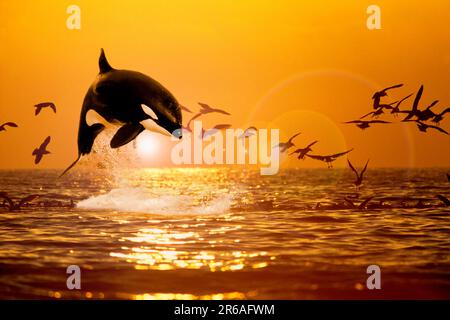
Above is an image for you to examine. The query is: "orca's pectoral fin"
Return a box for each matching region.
[110,123,145,149]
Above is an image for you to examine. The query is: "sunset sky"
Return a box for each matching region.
[0,0,449,169]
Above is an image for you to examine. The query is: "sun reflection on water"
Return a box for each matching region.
[132,291,248,300]
[110,227,272,272]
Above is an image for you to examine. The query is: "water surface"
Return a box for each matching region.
[0,168,449,299]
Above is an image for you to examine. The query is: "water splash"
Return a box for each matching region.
[75,127,143,184]
[77,187,233,215]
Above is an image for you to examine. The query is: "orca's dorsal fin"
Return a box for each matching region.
[99,48,113,74]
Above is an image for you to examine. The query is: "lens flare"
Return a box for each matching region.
[136,131,160,158]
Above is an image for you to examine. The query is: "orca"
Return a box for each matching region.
[61,49,182,176]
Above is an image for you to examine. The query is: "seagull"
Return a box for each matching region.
[181,117,195,134]
[32,136,51,164]
[344,197,356,208]
[238,126,258,139]
[306,148,353,168]
[180,105,193,113]
[347,159,369,188]
[404,120,449,135]
[197,102,230,115]
[273,132,301,153]
[436,195,450,207]
[372,84,403,109]
[400,86,441,122]
[344,196,374,209]
[415,100,440,121]
[188,102,231,124]
[0,122,18,132]
[289,140,318,160]
[360,107,386,119]
[402,85,424,121]
[362,98,403,119]
[344,120,391,130]
[390,93,413,116]
[202,124,232,139]
[432,108,450,125]
[358,197,374,209]
[0,192,39,211]
[181,115,201,134]
[398,89,443,123]
[34,102,57,116]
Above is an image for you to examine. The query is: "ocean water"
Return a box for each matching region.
[0,167,449,299]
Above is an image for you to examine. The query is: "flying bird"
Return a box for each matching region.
[0,122,18,132]
[390,93,413,116]
[360,107,386,119]
[306,148,353,168]
[357,197,374,210]
[402,85,424,121]
[181,113,208,134]
[188,102,231,124]
[180,105,193,113]
[362,98,403,119]
[404,120,449,135]
[197,102,230,115]
[344,120,391,130]
[34,102,57,115]
[32,136,51,164]
[432,108,450,125]
[344,196,374,210]
[416,100,439,121]
[436,195,450,207]
[273,132,301,153]
[348,158,369,188]
[372,84,403,109]
[181,117,195,134]
[289,141,318,160]
[0,193,39,212]
[209,124,231,130]
[396,87,441,122]
[202,124,232,139]
[238,126,258,139]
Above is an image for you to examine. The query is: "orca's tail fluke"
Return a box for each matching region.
[59,154,81,177]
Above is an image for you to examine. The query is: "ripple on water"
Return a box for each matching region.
[0,168,449,299]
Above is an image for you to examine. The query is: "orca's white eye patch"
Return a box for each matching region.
[86,109,108,126]
[141,104,158,120]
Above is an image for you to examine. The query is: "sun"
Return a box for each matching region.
[136,131,160,158]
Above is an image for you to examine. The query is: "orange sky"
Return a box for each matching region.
[0,0,449,169]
